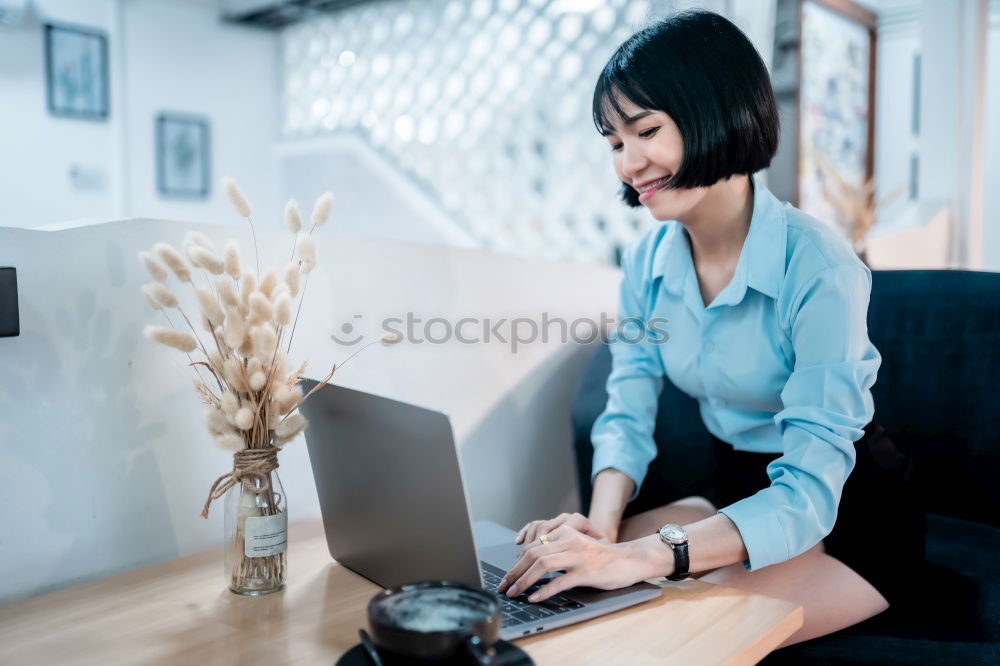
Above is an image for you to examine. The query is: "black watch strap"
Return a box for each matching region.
[667,542,690,581]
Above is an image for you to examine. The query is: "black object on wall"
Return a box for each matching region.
[0,267,19,338]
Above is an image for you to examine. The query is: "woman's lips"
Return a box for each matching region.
[638,181,665,203]
[636,175,670,203]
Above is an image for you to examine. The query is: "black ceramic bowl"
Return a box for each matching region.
[367,580,502,665]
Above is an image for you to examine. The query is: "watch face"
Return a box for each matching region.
[659,524,686,544]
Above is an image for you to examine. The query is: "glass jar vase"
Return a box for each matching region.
[223,470,287,595]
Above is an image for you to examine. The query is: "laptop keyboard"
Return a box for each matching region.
[480,561,585,627]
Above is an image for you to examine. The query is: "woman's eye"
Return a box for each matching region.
[610,127,659,152]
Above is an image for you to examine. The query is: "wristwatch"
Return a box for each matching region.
[657,524,690,581]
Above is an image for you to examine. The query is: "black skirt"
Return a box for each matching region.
[710,422,927,607]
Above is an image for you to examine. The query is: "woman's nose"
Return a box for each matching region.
[619,143,647,182]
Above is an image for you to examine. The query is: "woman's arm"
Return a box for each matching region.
[717,263,880,571]
[588,469,634,543]
[588,236,667,528]
[498,513,750,600]
[626,512,749,577]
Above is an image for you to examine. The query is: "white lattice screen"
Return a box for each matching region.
[280,0,668,264]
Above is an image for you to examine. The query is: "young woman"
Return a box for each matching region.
[496,10,924,647]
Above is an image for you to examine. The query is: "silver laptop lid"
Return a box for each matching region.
[298,379,482,590]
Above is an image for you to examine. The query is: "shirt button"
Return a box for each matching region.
[704,342,715,353]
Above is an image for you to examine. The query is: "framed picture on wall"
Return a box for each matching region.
[797,0,875,231]
[156,113,211,199]
[44,23,110,120]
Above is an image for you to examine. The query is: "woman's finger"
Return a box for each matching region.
[505,552,575,599]
[527,570,582,603]
[515,520,542,544]
[538,513,573,538]
[498,541,560,594]
[523,520,548,545]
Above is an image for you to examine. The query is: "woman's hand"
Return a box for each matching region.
[515,512,610,545]
[497,526,673,603]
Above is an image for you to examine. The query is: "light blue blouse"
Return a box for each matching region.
[591,176,881,571]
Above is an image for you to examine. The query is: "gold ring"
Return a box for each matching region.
[540,534,550,545]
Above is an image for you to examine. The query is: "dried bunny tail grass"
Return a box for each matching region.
[153,243,192,283]
[185,231,215,251]
[183,240,204,268]
[223,358,248,392]
[207,350,225,374]
[190,247,224,275]
[223,177,253,217]
[238,336,254,358]
[233,407,254,430]
[220,391,239,417]
[275,413,308,444]
[267,409,280,430]
[311,191,334,229]
[144,325,197,353]
[247,357,263,376]
[216,277,238,307]
[249,371,267,391]
[201,315,215,334]
[138,251,168,282]
[297,235,316,273]
[250,324,277,358]
[284,262,300,298]
[277,384,303,414]
[248,292,274,322]
[284,199,302,233]
[274,294,293,327]
[212,326,228,353]
[205,407,236,436]
[259,267,278,298]
[142,282,178,309]
[239,273,257,304]
[271,283,290,302]
[194,379,218,407]
[142,289,161,310]
[287,359,308,385]
[214,433,246,452]
[381,331,404,346]
[196,287,225,327]
[223,241,242,279]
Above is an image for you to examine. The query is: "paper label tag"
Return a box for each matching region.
[244,512,288,558]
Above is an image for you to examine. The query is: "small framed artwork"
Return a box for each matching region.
[156,113,211,198]
[44,23,110,121]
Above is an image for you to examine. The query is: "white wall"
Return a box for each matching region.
[0,218,619,603]
[871,15,921,238]
[0,0,281,229]
[983,16,1000,270]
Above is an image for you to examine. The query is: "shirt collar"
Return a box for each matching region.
[651,175,787,304]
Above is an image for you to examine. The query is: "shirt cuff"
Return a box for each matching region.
[717,493,789,571]
[591,446,646,503]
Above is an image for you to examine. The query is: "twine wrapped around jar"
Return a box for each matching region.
[201,447,280,519]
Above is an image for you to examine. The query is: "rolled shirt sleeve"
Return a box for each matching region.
[718,263,881,570]
[590,247,665,502]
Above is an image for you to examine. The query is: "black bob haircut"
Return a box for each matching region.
[592,10,779,208]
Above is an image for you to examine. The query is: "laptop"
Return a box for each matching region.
[298,379,663,641]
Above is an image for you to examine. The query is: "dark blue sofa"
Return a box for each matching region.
[570,270,1000,664]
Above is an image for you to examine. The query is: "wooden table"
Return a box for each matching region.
[0,519,802,665]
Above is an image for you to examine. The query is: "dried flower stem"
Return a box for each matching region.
[161,309,218,391]
[285,273,310,355]
[247,215,260,279]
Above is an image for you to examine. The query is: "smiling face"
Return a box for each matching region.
[602,93,711,222]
